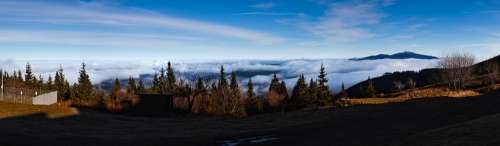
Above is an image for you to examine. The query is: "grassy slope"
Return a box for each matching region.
[397,112,500,146]
[1,90,500,145]
[0,102,78,119]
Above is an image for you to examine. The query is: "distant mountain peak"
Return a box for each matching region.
[350,51,438,61]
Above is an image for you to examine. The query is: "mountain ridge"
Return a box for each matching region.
[350,51,438,61]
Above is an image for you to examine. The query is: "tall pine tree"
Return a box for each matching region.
[308,79,318,104]
[137,79,145,94]
[74,63,95,102]
[166,62,177,93]
[111,78,121,100]
[127,76,137,95]
[291,74,308,107]
[317,64,331,99]
[338,82,348,99]
[269,73,280,92]
[219,66,228,88]
[365,77,376,98]
[158,67,167,94]
[24,62,34,86]
[230,71,239,90]
[247,78,255,98]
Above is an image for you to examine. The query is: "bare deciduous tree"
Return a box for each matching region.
[438,52,475,90]
[393,81,405,91]
[406,78,416,90]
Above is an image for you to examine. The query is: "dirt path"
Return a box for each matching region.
[1,91,500,146]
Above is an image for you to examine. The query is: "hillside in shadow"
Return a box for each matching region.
[1,90,500,146]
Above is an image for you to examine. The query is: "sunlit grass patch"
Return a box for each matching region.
[0,101,79,119]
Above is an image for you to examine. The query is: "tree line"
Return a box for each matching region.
[1,62,346,116]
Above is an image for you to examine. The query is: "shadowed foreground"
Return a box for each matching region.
[1,91,500,146]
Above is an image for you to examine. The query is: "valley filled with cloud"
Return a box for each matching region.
[0,58,437,94]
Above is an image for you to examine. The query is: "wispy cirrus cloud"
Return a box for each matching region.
[308,1,388,42]
[0,1,286,44]
[238,12,300,16]
[249,2,275,9]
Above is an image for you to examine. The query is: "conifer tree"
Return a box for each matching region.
[308,79,318,103]
[74,63,95,102]
[166,62,177,93]
[111,78,121,100]
[158,67,167,94]
[137,79,145,94]
[247,78,255,98]
[317,64,332,99]
[219,66,228,88]
[54,66,67,99]
[195,78,205,93]
[127,76,137,95]
[152,73,160,93]
[24,62,34,86]
[229,71,239,90]
[269,73,280,92]
[47,75,54,90]
[279,81,288,98]
[17,70,23,82]
[366,77,376,98]
[291,74,308,107]
[338,82,348,99]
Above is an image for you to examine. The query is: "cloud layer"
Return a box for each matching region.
[0,59,438,93]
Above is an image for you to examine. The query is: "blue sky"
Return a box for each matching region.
[1,0,500,60]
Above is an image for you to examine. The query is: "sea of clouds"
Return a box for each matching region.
[0,59,438,93]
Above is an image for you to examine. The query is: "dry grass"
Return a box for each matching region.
[0,101,79,119]
[341,88,480,105]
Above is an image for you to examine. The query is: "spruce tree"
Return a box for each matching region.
[366,77,376,98]
[291,74,308,107]
[338,82,348,99]
[219,66,228,88]
[279,81,288,98]
[152,73,160,93]
[317,64,331,99]
[137,79,145,94]
[196,78,205,93]
[229,71,239,90]
[308,79,318,103]
[158,67,167,94]
[247,78,255,98]
[24,62,34,86]
[127,76,137,95]
[166,62,177,93]
[47,75,54,90]
[54,66,67,99]
[17,70,23,82]
[111,78,121,100]
[269,73,280,92]
[75,63,95,102]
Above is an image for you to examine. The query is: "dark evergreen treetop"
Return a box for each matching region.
[230,71,239,90]
[196,78,205,93]
[166,62,177,93]
[318,64,328,89]
[75,63,94,100]
[127,76,137,94]
[247,78,255,98]
[25,62,34,85]
[292,74,308,101]
[219,65,228,88]
[137,79,145,94]
[111,78,121,99]
[279,81,288,98]
[269,73,280,92]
